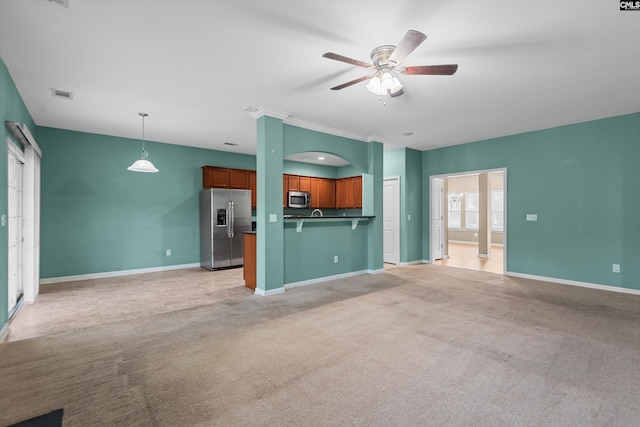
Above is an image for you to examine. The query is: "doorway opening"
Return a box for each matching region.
[383,176,400,265]
[430,169,506,274]
[7,140,24,320]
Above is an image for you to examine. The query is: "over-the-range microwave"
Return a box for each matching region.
[288,191,310,208]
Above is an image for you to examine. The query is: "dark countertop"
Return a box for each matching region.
[283,215,375,219]
[243,231,257,235]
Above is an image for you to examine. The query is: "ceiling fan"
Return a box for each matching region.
[322,30,458,98]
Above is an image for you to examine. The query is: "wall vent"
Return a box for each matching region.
[49,0,70,7]
[52,89,73,100]
[223,142,239,146]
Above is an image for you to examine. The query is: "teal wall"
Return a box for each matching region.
[284,160,337,178]
[423,112,640,290]
[0,58,36,331]
[38,126,255,278]
[383,147,423,263]
[254,121,383,289]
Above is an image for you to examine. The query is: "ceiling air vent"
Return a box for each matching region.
[223,142,238,147]
[52,89,73,100]
[49,0,70,7]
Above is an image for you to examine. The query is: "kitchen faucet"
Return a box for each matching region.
[311,209,323,217]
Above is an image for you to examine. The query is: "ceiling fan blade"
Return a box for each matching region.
[388,30,427,66]
[330,75,372,90]
[403,64,458,75]
[390,88,405,98]
[322,52,373,69]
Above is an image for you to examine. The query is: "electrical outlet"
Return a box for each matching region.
[334,255,339,263]
[166,249,171,256]
[612,264,620,273]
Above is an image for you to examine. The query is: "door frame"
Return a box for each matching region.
[430,167,507,274]
[430,177,444,261]
[383,176,401,264]
[7,139,25,318]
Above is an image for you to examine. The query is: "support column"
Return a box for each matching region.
[255,114,285,294]
[366,141,384,272]
[478,173,491,258]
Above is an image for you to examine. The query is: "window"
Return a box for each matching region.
[465,192,479,230]
[448,194,461,229]
[491,190,504,231]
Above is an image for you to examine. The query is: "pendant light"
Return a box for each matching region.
[127,112,159,173]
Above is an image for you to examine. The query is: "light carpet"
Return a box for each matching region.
[1,265,640,426]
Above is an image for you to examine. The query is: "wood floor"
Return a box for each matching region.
[6,267,252,342]
[434,242,504,274]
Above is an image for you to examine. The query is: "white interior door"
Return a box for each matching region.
[7,142,24,317]
[431,178,444,261]
[383,177,400,264]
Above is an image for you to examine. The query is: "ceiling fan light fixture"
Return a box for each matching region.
[365,75,385,96]
[380,69,394,90]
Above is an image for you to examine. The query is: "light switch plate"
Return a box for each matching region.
[526,214,538,222]
[269,214,277,223]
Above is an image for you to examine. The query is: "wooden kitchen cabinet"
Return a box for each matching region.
[249,171,257,208]
[299,176,311,192]
[335,176,362,209]
[352,175,362,208]
[202,166,230,188]
[229,169,250,189]
[335,179,346,209]
[319,179,335,208]
[202,166,252,191]
[309,178,321,208]
[287,175,299,192]
[283,175,289,207]
[243,232,256,290]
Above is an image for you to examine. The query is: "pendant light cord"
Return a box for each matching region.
[140,112,149,159]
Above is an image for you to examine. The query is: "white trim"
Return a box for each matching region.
[478,254,491,259]
[383,176,401,265]
[285,116,374,143]
[254,287,286,296]
[399,260,423,266]
[422,259,431,264]
[0,323,8,343]
[39,263,201,285]
[431,167,507,275]
[247,107,383,143]
[506,271,640,296]
[367,268,385,274]
[285,270,369,290]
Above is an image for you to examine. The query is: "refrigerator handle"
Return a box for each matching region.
[229,200,235,238]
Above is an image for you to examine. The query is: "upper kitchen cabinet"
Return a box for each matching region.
[318,179,336,208]
[249,171,257,208]
[202,166,252,190]
[202,166,230,188]
[336,176,362,209]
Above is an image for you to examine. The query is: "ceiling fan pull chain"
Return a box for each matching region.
[379,96,387,107]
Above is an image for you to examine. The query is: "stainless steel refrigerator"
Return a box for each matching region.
[199,188,251,270]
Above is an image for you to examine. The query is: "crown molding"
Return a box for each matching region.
[248,107,290,120]
[248,107,386,144]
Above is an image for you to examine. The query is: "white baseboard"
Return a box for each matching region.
[399,260,424,266]
[254,287,285,296]
[506,271,640,296]
[368,268,385,274]
[40,263,201,285]
[422,259,431,264]
[285,270,369,290]
[0,323,8,343]
[478,254,491,259]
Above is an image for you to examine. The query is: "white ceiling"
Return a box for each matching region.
[1,0,639,164]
